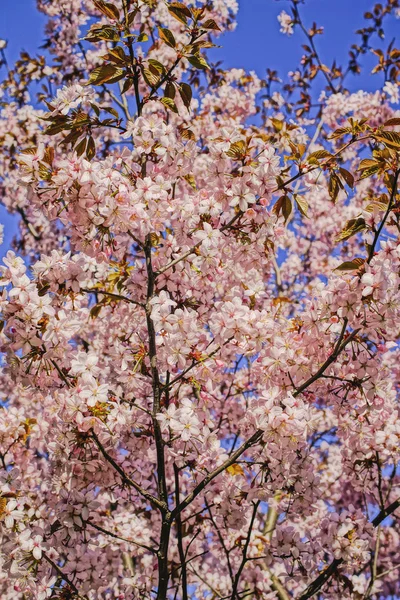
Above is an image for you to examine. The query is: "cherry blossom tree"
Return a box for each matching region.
[0,0,400,598]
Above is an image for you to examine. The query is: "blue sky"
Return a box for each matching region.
[0,0,398,257]
[2,0,398,88]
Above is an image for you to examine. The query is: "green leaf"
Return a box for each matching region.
[90,303,103,319]
[86,136,96,161]
[75,137,87,157]
[273,195,292,223]
[160,97,178,113]
[165,81,176,99]
[184,174,197,189]
[179,82,192,110]
[282,196,292,223]
[102,105,119,118]
[88,64,125,85]
[85,25,120,42]
[357,158,384,180]
[148,59,166,73]
[137,32,148,42]
[180,127,195,141]
[127,8,139,26]
[226,140,246,160]
[44,121,70,135]
[373,130,400,149]
[168,2,191,24]
[61,129,82,147]
[335,258,365,271]
[335,217,366,243]
[328,173,342,203]
[121,78,134,94]
[294,195,308,217]
[339,168,354,188]
[142,68,160,88]
[90,102,101,117]
[93,0,120,20]
[307,149,332,163]
[329,127,351,139]
[158,27,176,48]
[359,166,382,179]
[38,284,50,296]
[365,201,388,212]
[201,19,220,31]
[358,158,380,170]
[384,117,400,127]
[187,54,210,70]
[107,46,127,63]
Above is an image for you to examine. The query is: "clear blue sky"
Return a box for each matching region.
[2,0,397,88]
[0,0,398,257]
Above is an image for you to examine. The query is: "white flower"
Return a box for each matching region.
[361,272,375,297]
[383,81,399,104]
[227,182,256,212]
[193,222,221,248]
[1,499,25,528]
[278,10,294,36]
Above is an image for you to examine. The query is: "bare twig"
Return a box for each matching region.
[43,553,88,600]
[91,430,164,511]
[87,520,156,554]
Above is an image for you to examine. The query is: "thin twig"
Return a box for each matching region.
[87,520,156,554]
[81,288,145,308]
[43,553,87,600]
[231,502,260,599]
[91,430,164,511]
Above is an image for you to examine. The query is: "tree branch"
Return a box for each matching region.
[367,168,399,263]
[293,320,360,397]
[91,430,164,511]
[43,553,88,600]
[231,501,260,599]
[87,520,156,554]
[174,465,188,600]
[171,430,263,519]
[81,288,145,308]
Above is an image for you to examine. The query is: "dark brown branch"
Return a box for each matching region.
[87,520,156,554]
[81,288,145,308]
[43,553,88,600]
[205,499,234,584]
[91,430,164,511]
[174,465,188,600]
[291,1,337,94]
[367,168,399,263]
[231,501,260,599]
[171,430,263,519]
[144,234,171,600]
[293,320,360,397]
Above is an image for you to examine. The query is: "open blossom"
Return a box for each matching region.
[51,84,95,115]
[70,352,100,381]
[1,499,25,529]
[193,222,222,248]
[34,576,57,600]
[79,381,109,407]
[227,181,257,211]
[383,81,400,104]
[157,400,201,441]
[278,10,294,35]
